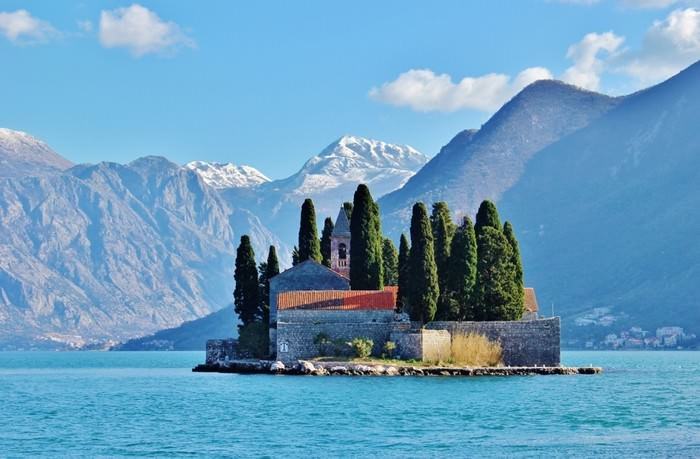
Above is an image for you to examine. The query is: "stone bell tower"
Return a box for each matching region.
[330,207,351,278]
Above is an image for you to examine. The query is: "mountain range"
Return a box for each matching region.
[2,60,700,349]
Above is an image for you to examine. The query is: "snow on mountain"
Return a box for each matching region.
[221,135,429,245]
[185,161,270,189]
[0,128,73,177]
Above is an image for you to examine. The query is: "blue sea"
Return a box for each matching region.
[1,351,698,457]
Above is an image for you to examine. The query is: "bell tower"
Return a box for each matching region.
[330,206,351,278]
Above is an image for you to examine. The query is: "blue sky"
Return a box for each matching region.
[1,0,699,178]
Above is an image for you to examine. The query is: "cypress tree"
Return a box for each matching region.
[349,184,384,290]
[447,217,478,320]
[474,226,519,321]
[343,201,353,220]
[432,206,454,320]
[431,202,456,241]
[320,217,334,268]
[397,233,410,312]
[298,198,322,263]
[503,221,525,319]
[259,245,280,326]
[407,202,439,323]
[474,200,502,237]
[291,246,300,266]
[234,235,261,328]
[382,238,399,286]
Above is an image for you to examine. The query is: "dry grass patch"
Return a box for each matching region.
[450,333,503,367]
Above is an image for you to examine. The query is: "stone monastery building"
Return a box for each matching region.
[264,206,552,365]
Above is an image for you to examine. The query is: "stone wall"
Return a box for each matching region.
[205,339,239,364]
[425,317,560,366]
[276,309,399,361]
[391,329,451,362]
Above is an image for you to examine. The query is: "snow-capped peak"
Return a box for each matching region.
[0,128,73,177]
[185,161,270,189]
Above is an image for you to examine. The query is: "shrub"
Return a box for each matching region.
[238,322,269,359]
[450,333,502,367]
[313,333,352,357]
[382,341,397,358]
[350,337,374,359]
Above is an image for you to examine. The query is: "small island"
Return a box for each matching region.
[195,185,601,376]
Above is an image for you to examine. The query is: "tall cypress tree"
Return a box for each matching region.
[397,233,410,312]
[382,238,399,286]
[298,198,322,263]
[320,217,334,268]
[259,245,280,326]
[432,207,454,320]
[407,202,439,323]
[447,217,478,320]
[431,202,456,241]
[503,221,525,319]
[234,235,261,328]
[474,200,502,237]
[343,201,353,221]
[349,184,383,290]
[474,226,520,321]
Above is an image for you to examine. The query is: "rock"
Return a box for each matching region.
[270,361,286,372]
[297,360,316,374]
[330,365,349,375]
[384,366,399,376]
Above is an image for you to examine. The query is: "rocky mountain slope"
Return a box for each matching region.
[222,135,428,244]
[0,148,284,349]
[0,128,73,178]
[499,60,700,337]
[379,81,621,237]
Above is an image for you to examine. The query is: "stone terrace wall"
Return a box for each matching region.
[426,317,561,366]
[276,310,397,361]
[391,329,451,362]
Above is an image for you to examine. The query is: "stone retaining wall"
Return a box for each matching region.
[425,317,560,366]
[391,329,451,362]
[275,309,399,361]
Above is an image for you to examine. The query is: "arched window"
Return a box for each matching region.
[338,243,347,259]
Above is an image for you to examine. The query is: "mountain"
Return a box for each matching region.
[113,304,236,351]
[185,161,270,189]
[0,152,285,349]
[379,81,620,237]
[499,61,700,339]
[0,128,73,178]
[224,135,428,244]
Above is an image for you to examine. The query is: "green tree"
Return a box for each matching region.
[320,217,334,268]
[431,204,454,320]
[291,246,300,266]
[474,200,502,237]
[343,201,353,220]
[382,238,399,286]
[474,226,522,321]
[259,245,280,325]
[447,217,478,320]
[349,184,384,290]
[397,233,410,312]
[503,221,525,318]
[407,202,439,323]
[298,198,322,263]
[234,235,261,329]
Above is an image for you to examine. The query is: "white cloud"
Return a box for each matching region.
[617,8,700,83]
[0,9,58,44]
[99,4,194,57]
[77,20,93,33]
[369,67,553,112]
[562,32,625,90]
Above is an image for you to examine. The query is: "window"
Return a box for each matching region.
[338,243,347,259]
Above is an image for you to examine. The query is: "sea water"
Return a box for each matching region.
[1,351,698,457]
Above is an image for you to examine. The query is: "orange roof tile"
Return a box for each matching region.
[277,289,397,311]
[524,288,539,313]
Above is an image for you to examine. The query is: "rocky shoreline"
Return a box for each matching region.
[193,359,602,376]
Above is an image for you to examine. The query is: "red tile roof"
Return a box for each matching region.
[524,288,539,313]
[277,289,397,311]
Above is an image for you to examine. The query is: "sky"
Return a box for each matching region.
[1,0,700,179]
